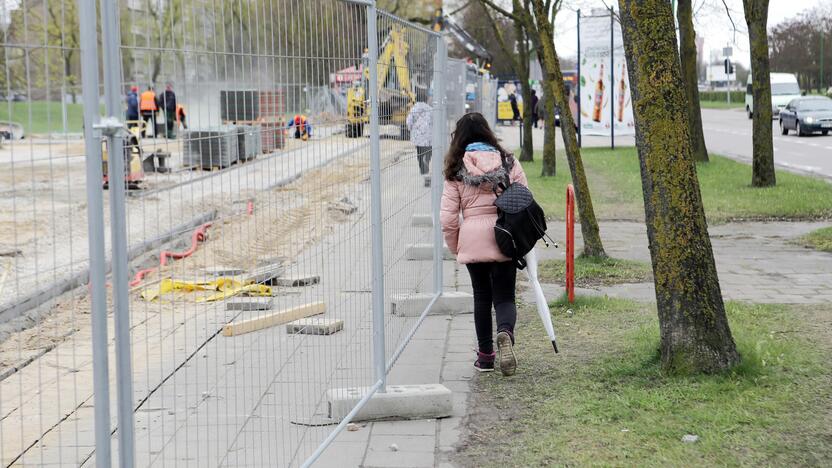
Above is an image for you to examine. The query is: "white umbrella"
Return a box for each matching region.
[523,247,559,353]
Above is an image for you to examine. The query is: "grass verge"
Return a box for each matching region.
[522,147,832,222]
[456,297,832,467]
[699,100,744,109]
[0,101,86,134]
[537,256,652,287]
[797,225,832,253]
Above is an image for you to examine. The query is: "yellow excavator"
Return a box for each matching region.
[345,25,416,140]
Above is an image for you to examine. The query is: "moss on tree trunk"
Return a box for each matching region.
[515,0,534,162]
[531,38,557,177]
[618,0,740,374]
[743,0,776,187]
[677,0,709,163]
[529,0,605,257]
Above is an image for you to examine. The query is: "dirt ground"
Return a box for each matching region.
[0,129,412,464]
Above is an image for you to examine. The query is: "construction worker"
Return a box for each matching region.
[139,86,158,138]
[287,114,312,141]
[161,83,177,139]
[126,86,139,129]
[176,104,187,130]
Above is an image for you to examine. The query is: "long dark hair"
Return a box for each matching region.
[444,112,510,181]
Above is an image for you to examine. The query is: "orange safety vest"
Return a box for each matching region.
[176,105,185,122]
[140,90,157,111]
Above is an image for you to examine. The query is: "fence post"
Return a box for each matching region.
[98,0,136,465]
[367,1,386,392]
[432,35,447,296]
[78,0,112,465]
[610,8,615,150]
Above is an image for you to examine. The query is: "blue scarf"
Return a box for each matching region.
[465,142,497,152]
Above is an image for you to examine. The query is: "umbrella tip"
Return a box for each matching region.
[551,340,559,354]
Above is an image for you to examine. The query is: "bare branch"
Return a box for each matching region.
[721,0,738,43]
[449,1,474,16]
[477,0,519,22]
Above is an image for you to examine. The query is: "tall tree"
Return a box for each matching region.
[677,0,708,162]
[482,1,534,162]
[482,0,606,257]
[618,0,740,373]
[743,0,776,187]
[513,7,535,163]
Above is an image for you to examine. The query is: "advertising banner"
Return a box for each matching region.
[497,80,523,122]
[578,13,634,136]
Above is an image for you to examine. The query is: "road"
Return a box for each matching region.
[702,108,832,180]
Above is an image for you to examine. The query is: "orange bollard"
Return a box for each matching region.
[247,200,254,215]
[566,184,575,304]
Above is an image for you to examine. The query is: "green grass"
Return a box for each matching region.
[0,101,86,134]
[522,147,832,222]
[538,256,652,287]
[699,100,744,109]
[456,298,832,467]
[798,225,832,253]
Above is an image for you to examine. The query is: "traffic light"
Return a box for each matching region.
[724,58,734,76]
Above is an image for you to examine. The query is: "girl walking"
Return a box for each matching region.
[440,113,528,376]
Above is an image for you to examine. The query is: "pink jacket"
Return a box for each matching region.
[440,148,528,264]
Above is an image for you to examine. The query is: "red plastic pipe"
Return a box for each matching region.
[128,223,212,287]
[566,184,575,304]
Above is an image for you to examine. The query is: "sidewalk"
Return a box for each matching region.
[537,220,832,304]
[313,312,476,468]
[496,124,635,151]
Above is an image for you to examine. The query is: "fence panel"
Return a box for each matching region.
[0,0,104,465]
[1,1,449,466]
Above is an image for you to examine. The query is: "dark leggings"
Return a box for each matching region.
[466,261,517,354]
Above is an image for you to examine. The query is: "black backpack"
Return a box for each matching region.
[493,156,555,269]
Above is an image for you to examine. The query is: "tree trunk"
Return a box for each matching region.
[532,40,556,177]
[677,0,709,163]
[743,0,776,187]
[529,0,605,257]
[541,87,557,176]
[515,14,534,162]
[618,0,740,374]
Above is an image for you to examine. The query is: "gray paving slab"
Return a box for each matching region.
[541,220,832,304]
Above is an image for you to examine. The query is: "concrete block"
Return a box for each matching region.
[390,291,473,317]
[225,297,273,311]
[286,318,344,335]
[223,301,325,336]
[411,214,433,228]
[244,262,285,285]
[327,384,452,421]
[201,266,245,276]
[405,243,454,261]
[273,274,320,287]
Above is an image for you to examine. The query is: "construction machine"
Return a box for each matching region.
[345,25,417,140]
[102,122,145,190]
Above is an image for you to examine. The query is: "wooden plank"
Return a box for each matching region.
[222,301,325,337]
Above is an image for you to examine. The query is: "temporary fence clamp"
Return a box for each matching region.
[93,116,126,137]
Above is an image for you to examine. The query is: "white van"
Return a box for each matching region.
[745,73,801,119]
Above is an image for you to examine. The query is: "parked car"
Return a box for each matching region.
[745,73,801,119]
[778,96,832,136]
[827,86,832,98]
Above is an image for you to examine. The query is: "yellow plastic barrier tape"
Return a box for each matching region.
[141,277,272,302]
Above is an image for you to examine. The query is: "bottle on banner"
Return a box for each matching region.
[592,64,605,123]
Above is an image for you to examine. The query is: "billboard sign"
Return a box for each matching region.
[578,13,634,136]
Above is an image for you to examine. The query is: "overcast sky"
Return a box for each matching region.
[547,0,824,67]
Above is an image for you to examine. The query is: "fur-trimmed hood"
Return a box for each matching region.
[457,143,514,187]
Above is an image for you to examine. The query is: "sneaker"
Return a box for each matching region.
[496,331,517,376]
[474,351,495,372]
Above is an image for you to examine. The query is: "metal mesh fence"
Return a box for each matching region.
[0,0,449,466]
